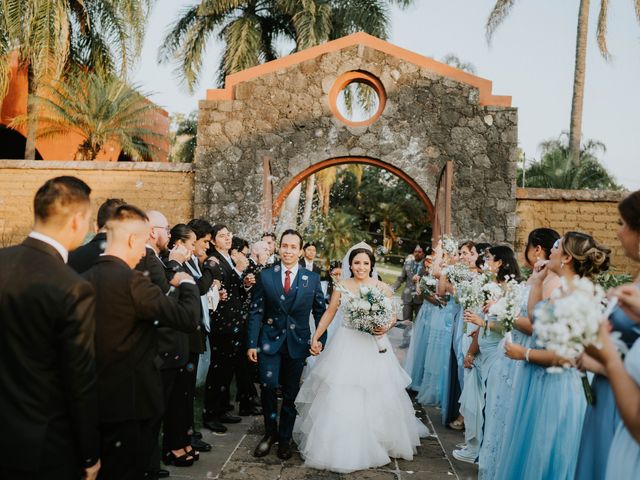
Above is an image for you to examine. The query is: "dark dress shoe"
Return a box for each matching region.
[225,404,235,412]
[203,420,227,433]
[277,441,293,460]
[191,430,203,439]
[218,413,242,424]
[239,406,263,416]
[253,434,277,457]
[191,438,212,452]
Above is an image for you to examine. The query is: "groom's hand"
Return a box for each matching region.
[309,340,323,356]
[247,348,258,363]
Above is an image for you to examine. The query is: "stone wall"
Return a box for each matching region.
[515,188,635,274]
[0,161,194,245]
[196,40,518,242]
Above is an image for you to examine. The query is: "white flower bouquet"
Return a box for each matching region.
[488,278,526,341]
[418,274,438,297]
[343,285,394,353]
[533,276,607,364]
[441,234,459,256]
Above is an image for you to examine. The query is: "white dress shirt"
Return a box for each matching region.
[303,259,314,271]
[28,231,69,263]
[281,262,299,288]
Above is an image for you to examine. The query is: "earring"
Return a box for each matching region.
[560,261,565,269]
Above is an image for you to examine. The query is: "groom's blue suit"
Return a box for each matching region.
[248,264,326,442]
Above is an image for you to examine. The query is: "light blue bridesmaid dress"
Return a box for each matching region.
[416,298,455,406]
[441,301,463,425]
[605,336,640,479]
[404,298,438,391]
[458,314,502,460]
[497,301,586,480]
[575,304,640,480]
[479,285,532,479]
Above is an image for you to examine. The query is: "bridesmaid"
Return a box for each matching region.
[404,253,445,390]
[453,245,521,464]
[416,246,456,406]
[497,232,611,480]
[575,190,640,479]
[442,241,478,427]
[479,228,560,479]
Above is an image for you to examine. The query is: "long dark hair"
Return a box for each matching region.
[168,224,194,249]
[348,248,376,277]
[488,245,521,282]
[524,228,561,265]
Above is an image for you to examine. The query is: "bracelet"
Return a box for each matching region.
[525,348,531,362]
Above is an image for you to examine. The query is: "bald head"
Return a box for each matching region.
[147,210,170,253]
[251,240,269,265]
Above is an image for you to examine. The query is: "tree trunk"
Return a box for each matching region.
[569,0,590,166]
[277,182,301,235]
[24,64,38,160]
[301,174,316,226]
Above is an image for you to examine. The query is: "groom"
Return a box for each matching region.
[247,229,327,459]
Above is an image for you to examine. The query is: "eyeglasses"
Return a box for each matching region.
[152,226,171,233]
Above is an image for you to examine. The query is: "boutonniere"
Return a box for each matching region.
[274,265,281,272]
[301,275,309,288]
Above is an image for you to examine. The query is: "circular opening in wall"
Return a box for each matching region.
[336,82,380,123]
[329,71,386,127]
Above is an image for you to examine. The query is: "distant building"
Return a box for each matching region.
[0,53,169,162]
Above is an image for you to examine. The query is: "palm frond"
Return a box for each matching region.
[485,0,516,44]
[596,0,611,59]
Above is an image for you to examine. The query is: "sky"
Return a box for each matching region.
[132,0,640,189]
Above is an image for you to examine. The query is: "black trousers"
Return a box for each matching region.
[0,442,80,480]
[186,352,199,434]
[236,352,259,409]
[98,418,155,480]
[204,331,243,419]
[258,342,305,443]
[162,366,190,451]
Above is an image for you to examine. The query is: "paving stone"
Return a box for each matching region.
[218,462,282,480]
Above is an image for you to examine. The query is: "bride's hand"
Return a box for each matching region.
[309,339,323,356]
[373,323,391,335]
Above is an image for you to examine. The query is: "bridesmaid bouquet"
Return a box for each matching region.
[441,234,459,255]
[488,278,525,341]
[343,285,394,353]
[418,274,438,297]
[533,276,607,364]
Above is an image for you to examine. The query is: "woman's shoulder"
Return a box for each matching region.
[373,280,394,297]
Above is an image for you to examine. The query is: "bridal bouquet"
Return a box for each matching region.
[488,278,526,341]
[343,285,394,353]
[533,276,607,366]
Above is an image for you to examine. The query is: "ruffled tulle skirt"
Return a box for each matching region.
[293,325,429,473]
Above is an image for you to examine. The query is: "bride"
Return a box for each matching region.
[293,242,430,473]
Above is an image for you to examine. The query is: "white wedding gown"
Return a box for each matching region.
[293,291,430,473]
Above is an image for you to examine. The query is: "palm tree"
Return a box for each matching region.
[11,71,165,161]
[159,0,415,91]
[441,53,476,74]
[317,210,367,261]
[0,0,152,159]
[170,111,197,163]
[486,0,640,166]
[520,132,621,190]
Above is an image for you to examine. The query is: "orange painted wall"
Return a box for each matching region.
[0,53,170,162]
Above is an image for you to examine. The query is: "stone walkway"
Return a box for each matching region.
[168,328,478,480]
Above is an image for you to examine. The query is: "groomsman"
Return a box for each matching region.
[299,242,322,275]
[68,197,126,273]
[83,204,201,480]
[0,176,100,480]
[393,244,426,348]
[262,231,279,267]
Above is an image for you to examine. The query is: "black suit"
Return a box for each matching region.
[203,250,253,419]
[83,255,200,480]
[299,258,322,276]
[0,237,99,479]
[68,231,107,273]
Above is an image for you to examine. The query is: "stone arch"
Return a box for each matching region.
[272,156,434,221]
[195,33,518,243]
[0,125,43,160]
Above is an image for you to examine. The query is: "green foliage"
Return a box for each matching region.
[11,71,165,161]
[169,111,197,163]
[518,132,622,190]
[302,210,369,263]
[159,0,416,91]
[595,271,634,290]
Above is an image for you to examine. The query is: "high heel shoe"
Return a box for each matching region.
[184,447,200,461]
[162,450,194,467]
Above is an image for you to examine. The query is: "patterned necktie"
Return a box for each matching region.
[284,270,291,294]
